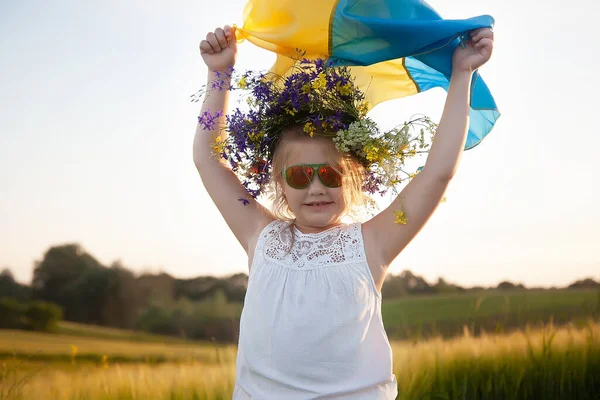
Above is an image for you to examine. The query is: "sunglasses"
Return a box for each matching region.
[284,163,343,189]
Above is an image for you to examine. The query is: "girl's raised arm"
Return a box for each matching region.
[194,26,274,255]
[362,28,494,283]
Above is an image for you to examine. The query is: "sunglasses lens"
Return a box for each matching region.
[286,165,313,189]
[318,165,342,188]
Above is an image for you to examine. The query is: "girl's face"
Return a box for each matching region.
[281,139,346,232]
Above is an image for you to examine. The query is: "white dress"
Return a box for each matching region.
[232,220,398,399]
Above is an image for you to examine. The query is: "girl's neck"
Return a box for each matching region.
[292,220,343,234]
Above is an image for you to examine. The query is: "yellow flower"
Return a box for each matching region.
[357,101,370,117]
[285,108,296,116]
[408,148,417,156]
[364,143,386,163]
[301,83,312,94]
[304,122,316,137]
[238,76,248,89]
[366,147,379,162]
[70,344,78,365]
[394,210,407,225]
[211,136,226,154]
[336,82,352,96]
[312,73,326,90]
[248,130,265,142]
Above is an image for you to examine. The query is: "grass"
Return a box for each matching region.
[1,322,598,400]
[391,321,600,399]
[0,329,235,365]
[1,289,598,399]
[382,289,599,339]
[55,321,197,345]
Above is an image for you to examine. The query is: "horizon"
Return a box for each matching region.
[2,243,598,290]
[1,0,598,289]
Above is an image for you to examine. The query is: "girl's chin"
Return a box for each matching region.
[297,212,342,229]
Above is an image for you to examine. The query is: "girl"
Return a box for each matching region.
[195,25,494,399]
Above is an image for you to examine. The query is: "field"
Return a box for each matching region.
[1,289,599,400]
[381,288,599,339]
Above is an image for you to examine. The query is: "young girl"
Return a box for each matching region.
[195,25,494,400]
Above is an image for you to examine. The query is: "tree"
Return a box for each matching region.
[382,270,435,298]
[0,297,26,329]
[568,278,599,289]
[434,277,465,294]
[24,301,63,332]
[102,262,141,329]
[497,281,525,290]
[32,244,104,322]
[62,264,112,324]
[0,268,31,300]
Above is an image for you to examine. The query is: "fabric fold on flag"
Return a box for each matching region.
[236,0,500,149]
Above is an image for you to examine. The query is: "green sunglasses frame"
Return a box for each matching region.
[284,163,343,189]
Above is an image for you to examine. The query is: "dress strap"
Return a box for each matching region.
[252,220,287,261]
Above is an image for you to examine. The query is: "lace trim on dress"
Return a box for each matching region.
[258,221,365,269]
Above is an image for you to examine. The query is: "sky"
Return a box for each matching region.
[1,0,598,288]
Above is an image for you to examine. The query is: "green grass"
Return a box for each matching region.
[382,289,599,339]
[1,289,598,399]
[392,322,600,399]
[55,321,197,345]
[1,322,598,400]
[0,329,235,365]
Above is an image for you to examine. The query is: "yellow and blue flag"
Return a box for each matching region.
[236,0,499,149]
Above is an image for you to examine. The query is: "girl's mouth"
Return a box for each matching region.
[304,202,334,211]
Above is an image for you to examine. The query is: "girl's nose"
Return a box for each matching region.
[307,175,326,195]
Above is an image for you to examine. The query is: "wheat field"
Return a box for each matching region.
[1,322,598,400]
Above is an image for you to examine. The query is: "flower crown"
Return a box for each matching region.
[193,57,437,199]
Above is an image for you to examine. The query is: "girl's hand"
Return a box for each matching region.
[200,25,237,73]
[452,28,494,73]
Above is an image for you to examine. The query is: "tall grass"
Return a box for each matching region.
[0,330,235,365]
[1,322,598,400]
[392,321,599,399]
[17,363,236,400]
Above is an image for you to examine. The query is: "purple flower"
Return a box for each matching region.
[194,57,403,199]
[198,110,223,130]
[362,171,387,195]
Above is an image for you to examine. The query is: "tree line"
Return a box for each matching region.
[1,243,598,341]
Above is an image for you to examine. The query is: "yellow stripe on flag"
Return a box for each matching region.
[235,0,419,111]
[350,59,419,111]
[236,0,337,58]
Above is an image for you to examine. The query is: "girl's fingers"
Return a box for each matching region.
[224,25,233,38]
[470,28,494,43]
[206,32,220,52]
[201,26,236,56]
[214,28,228,49]
[475,38,493,50]
[199,40,214,54]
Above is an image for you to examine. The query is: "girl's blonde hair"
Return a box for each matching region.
[268,124,371,223]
